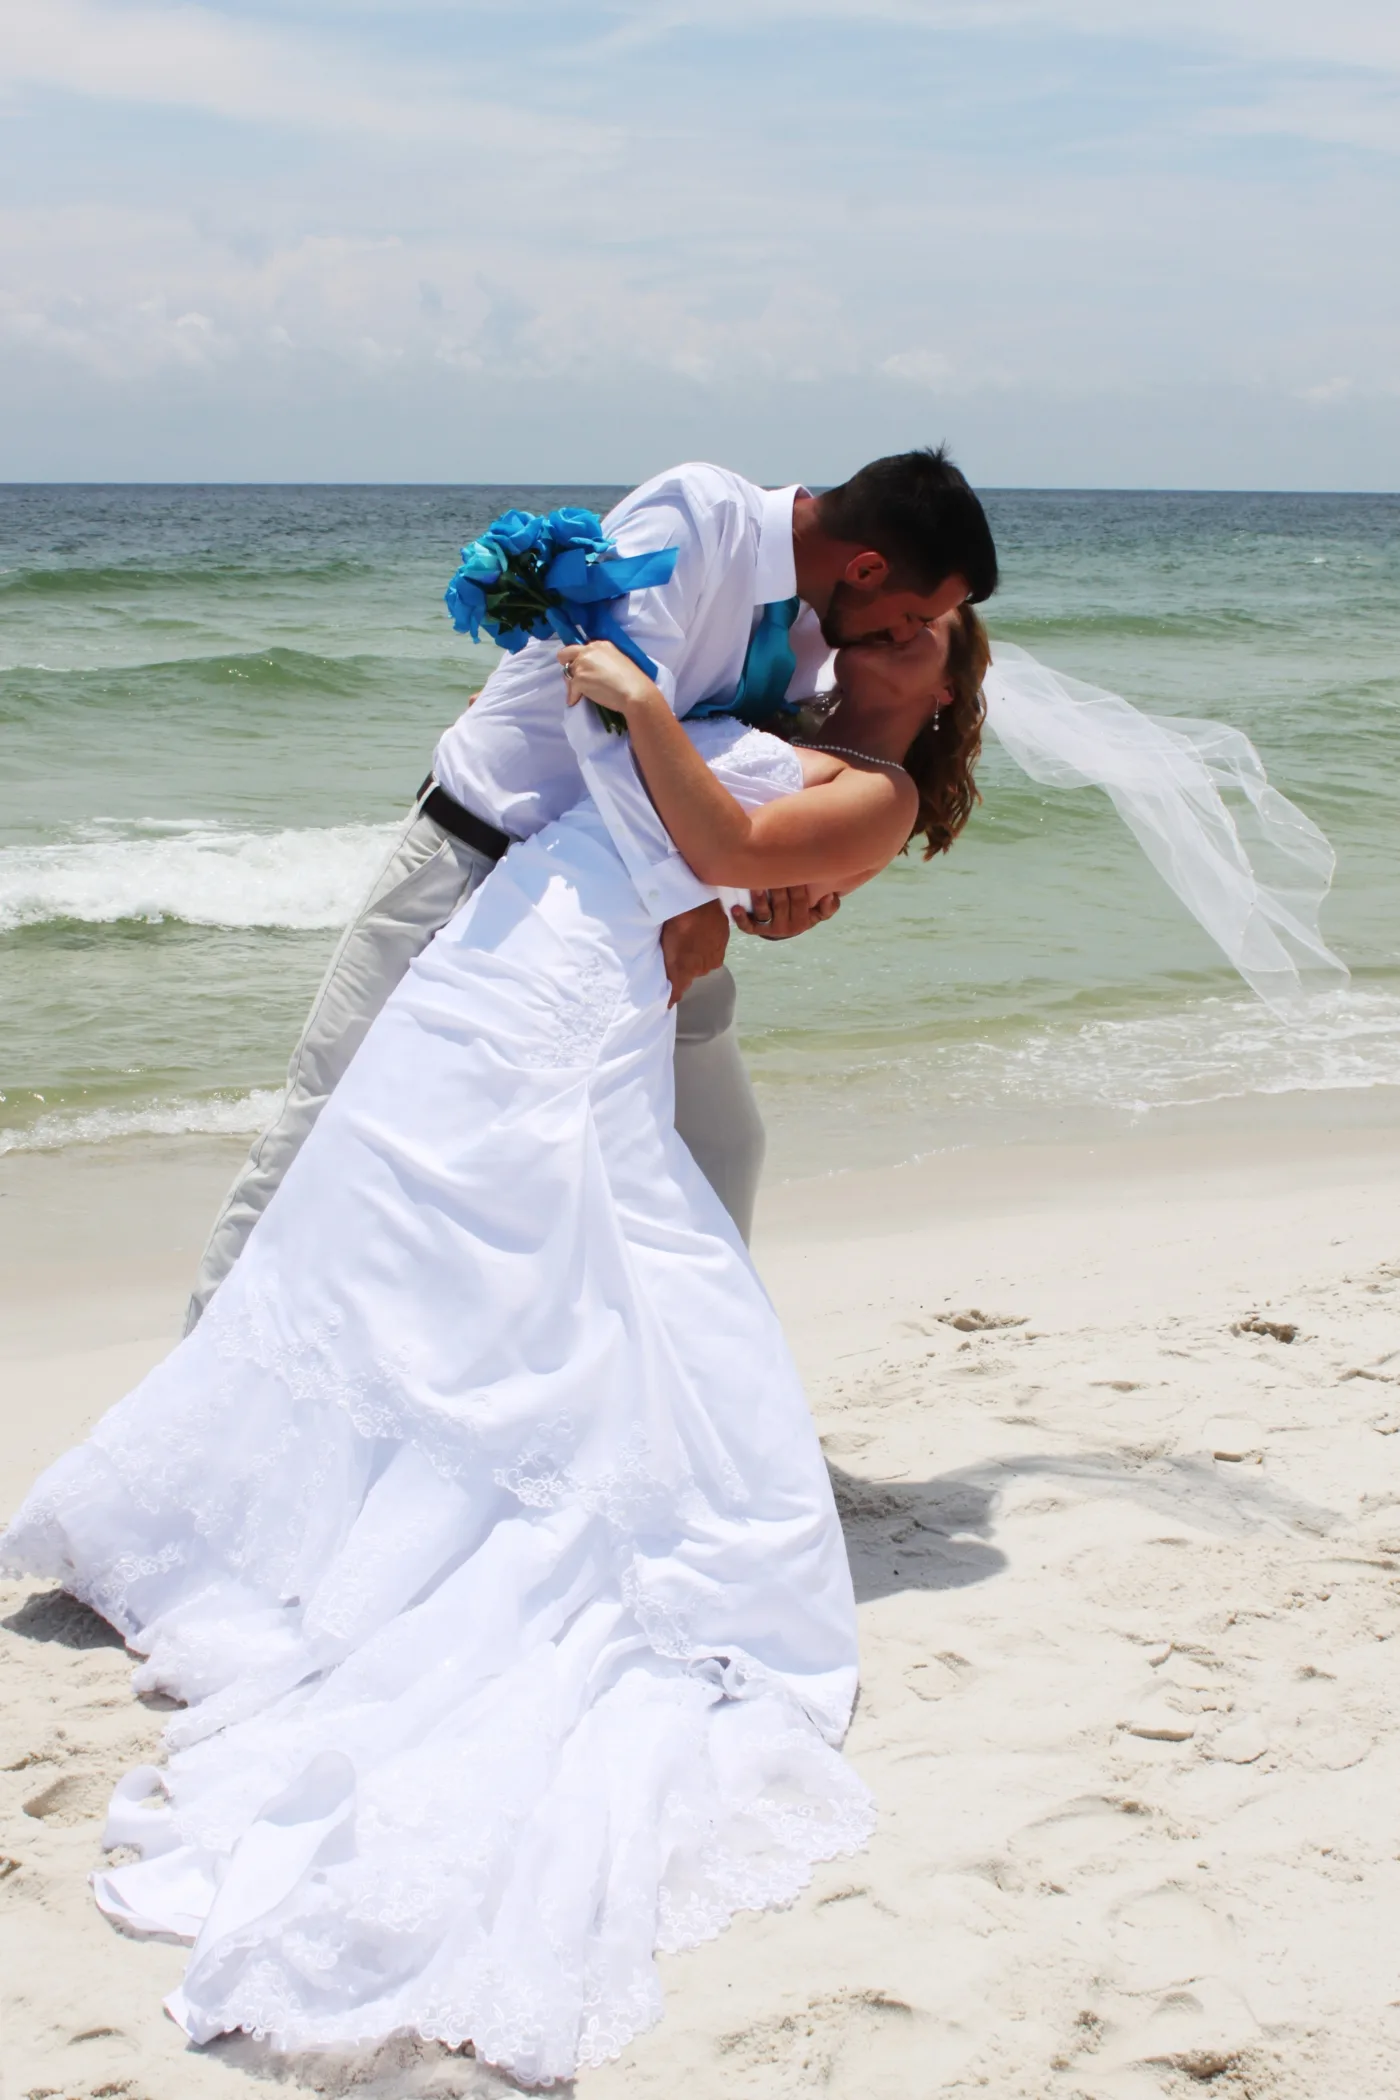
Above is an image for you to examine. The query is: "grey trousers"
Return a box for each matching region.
[185,803,766,1333]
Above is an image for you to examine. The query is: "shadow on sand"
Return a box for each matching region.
[827,1447,1339,1606]
[2,1584,126,1650]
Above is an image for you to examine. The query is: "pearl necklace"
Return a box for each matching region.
[789,740,909,774]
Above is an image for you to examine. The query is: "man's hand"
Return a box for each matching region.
[660,899,730,1008]
[731,886,841,941]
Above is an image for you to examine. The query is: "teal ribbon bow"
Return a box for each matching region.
[690,596,801,724]
[444,507,679,682]
[540,546,679,680]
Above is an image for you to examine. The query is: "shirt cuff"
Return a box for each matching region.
[562,694,715,924]
[628,847,718,925]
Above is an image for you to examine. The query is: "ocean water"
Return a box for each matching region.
[2,484,1398,1178]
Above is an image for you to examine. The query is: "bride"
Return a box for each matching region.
[0,609,990,2086]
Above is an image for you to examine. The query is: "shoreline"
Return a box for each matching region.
[3,1095,1399,2095]
[8,1050,1400,1183]
[3,1088,1400,1505]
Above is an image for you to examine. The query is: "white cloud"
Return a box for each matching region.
[5,295,237,377]
[1204,77,1400,155]
[984,0,1400,75]
[881,350,954,388]
[0,0,604,149]
[4,142,1390,406]
[601,0,1400,76]
[0,0,1397,480]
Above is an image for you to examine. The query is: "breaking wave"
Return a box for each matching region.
[0,821,395,934]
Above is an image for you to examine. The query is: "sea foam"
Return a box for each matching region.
[0,822,396,934]
[976,986,1400,1112]
[0,1088,284,1156]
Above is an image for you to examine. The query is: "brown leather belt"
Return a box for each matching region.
[417,777,511,863]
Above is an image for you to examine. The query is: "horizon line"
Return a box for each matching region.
[3,480,1398,498]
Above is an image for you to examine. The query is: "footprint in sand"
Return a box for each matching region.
[22,1769,110,1826]
[1122,1699,1196,1743]
[904,1652,974,1702]
[1199,1715,1269,1764]
[1097,1977,1262,2084]
[938,1309,1028,1333]
[718,1987,917,2089]
[1107,1882,1241,1995]
[1231,1315,1299,1343]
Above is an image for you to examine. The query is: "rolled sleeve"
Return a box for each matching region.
[562,699,715,923]
[546,471,757,921]
[600,496,724,717]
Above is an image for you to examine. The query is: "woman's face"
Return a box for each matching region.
[833,616,954,736]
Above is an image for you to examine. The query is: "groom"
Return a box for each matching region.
[185,448,998,1329]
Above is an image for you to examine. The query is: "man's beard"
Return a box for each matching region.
[819,582,902,651]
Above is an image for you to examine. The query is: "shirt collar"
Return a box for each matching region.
[755,484,806,605]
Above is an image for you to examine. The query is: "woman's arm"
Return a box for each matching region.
[559,642,917,891]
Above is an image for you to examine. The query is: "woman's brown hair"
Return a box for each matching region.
[903,602,990,858]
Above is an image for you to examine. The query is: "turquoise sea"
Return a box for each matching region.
[2,484,1398,1178]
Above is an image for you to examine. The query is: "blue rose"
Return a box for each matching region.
[545,506,611,556]
[487,508,546,557]
[456,536,507,586]
[444,575,487,637]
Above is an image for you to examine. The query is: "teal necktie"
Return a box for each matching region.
[734,595,800,722]
[690,596,801,724]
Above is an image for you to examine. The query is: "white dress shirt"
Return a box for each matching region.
[431,463,833,922]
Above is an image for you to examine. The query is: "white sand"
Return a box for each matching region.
[3,1107,1400,2099]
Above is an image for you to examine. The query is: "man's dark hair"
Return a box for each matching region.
[816,445,998,602]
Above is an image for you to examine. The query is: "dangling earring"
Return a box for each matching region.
[931,706,943,735]
[805,685,843,726]
[795,686,843,740]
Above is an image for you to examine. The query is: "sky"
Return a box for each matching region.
[1,0,1398,487]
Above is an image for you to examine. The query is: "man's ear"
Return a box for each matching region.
[842,549,890,591]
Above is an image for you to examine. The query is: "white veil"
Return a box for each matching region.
[981,644,1349,1013]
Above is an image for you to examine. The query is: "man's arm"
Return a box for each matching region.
[599,470,748,709]
[560,476,746,925]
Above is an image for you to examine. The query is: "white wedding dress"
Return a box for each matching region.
[1,721,871,2087]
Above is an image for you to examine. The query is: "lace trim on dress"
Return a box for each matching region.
[156,1686,874,2083]
[515,950,625,1072]
[683,719,806,803]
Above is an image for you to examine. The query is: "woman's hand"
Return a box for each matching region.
[732,887,842,940]
[557,642,664,721]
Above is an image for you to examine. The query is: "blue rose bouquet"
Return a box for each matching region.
[445,506,678,731]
